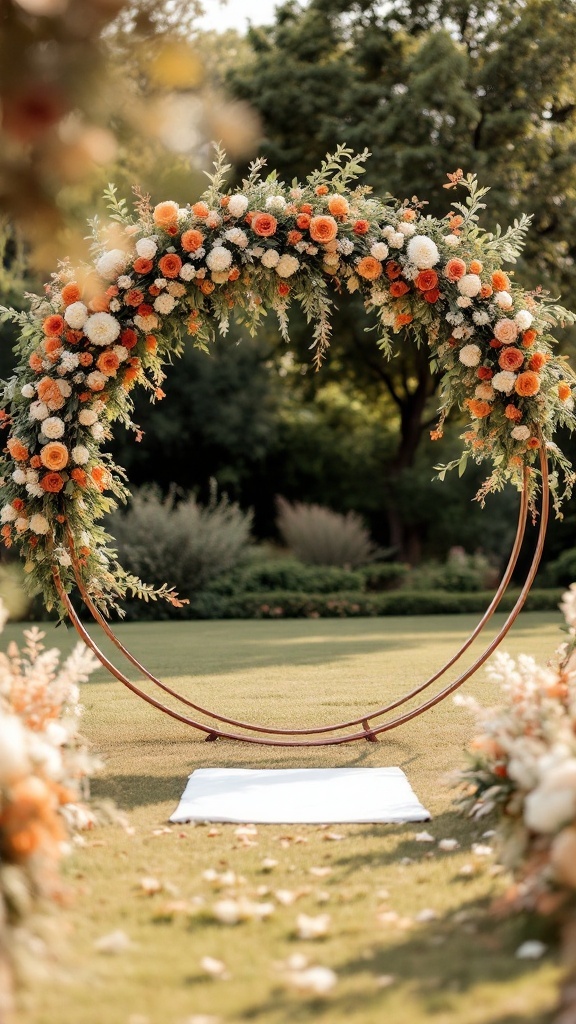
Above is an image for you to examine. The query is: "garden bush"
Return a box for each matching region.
[276,497,379,567]
[357,562,410,591]
[204,558,365,595]
[540,548,576,588]
[402,548,499,593]
[108,484,254,599]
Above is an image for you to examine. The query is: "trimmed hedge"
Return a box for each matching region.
[204,559,366,596]
[187,588,564,620]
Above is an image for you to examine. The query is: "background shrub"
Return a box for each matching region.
[540,548,576,588]
[276,497,379,567]
[205,558,365,595]
[357,563,410,591]
[108,484,254,599]
[402,548,499,593]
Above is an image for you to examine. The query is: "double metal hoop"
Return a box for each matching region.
[53,453,549,746]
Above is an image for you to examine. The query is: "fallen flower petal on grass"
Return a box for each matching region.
[261,858,278,871]
[286,965,337,995]
[516,941,547,960]
[415,908,438,923]
[309,866,332,878]
[438,839,460,852]
[139,876,162,895]
[472,843,493,857]
[200,956,229,978]
[415,831,435,843]
[212,897,274,924]
[296,913,331,939]
[94,930,134,954]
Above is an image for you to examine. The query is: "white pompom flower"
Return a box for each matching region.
[495,290,514,310]
[136,237,157,260]
[78,409,98,426]
[407,235,440,268]
[265,195,286,212]
[86,371,107,391]
[42,416,65,439]
[492,370,517,394]
[276,254,300,278]
[179,264,196,281]
[459,344,482,367]
[71,445,90,465]
[458,274,482,297]
[515,309,533,330]
[30,513,50,535]
[444,234,460,246]
[1,505,17,523]
[84,312,121,347]
[64,301,89,329]
[95,248,128,280]
[12,469,27,485]
[261,249,280,268]
[370,242,389,260]
[206,246,233,272]
[29,401,49,421]
[228,195,249,218]
[224,227,249,248]
[153,293,177,314]
[21,383,35,398]
[511,425,531,441]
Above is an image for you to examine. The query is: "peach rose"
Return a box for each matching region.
[181,228,204,252]
[153,200,179,229]
[466,399,492,419]
[515,371,540,397]
[357,256,383,281]
[133,258,154,275]
[415,269,438,291]
[97,350,121,376]
[252,212,278,237]
[327,195,350,217]
[498,347,524,372]
[158,254,182,278]
[40,441,69,471]
[493,319,519,345]
[444,258,466,281]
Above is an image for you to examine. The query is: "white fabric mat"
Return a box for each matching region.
[170,767,430,824]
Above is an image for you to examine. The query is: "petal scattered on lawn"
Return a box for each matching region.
[471,843,493,857]
[415,908,438,923]
[275,889,297,906]
[94,930,134,954]
[207,828,221,837]
[415,831,435,843]
[139,876,163,895]
[261,858,278,872]
[309,866,332,878]
[323,832,346,841]
[296,913,331,939]
[438,839,460,852]
[151,828,172,836]
[212,897,274,924]
[375,974,396,988]
[235,825,258,838]
[516,940,547,960]
[286,965,337,995]
[200,956,229,979]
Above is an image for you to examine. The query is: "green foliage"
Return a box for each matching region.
[204,557,365,595]
[276,497,379,567]
[540,548,576,588]
[357,562,411,591]
[403,548,499,593]
[108,485,254,600]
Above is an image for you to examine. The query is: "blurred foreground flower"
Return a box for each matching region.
[0,599,100,1015]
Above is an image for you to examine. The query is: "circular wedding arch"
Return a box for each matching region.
[1,148,574,744]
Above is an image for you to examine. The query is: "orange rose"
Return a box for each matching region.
[415,269,438,291]
[559,381,572,401]
[296,214,311,230]
[468,260,483,275]
[79,352,93,367]
[327,195,350,217]
[97,350,121,376]
[43,336,62,359]
[121,328,138,349]
[389,280,410,297]
[353,219,369,235]
[191,201,209,218]
[252,212,278,237]
[423,288,440,304]
[199,279,215,295]
[492,270,510,291]
[515,371,540,397]
[37,378,65,410]
[299,204,313,214]
[40,472,64,493]
[12,498,25,512]
[528,352,547,372]
[287,230,303,245]
[61,282,81,305]
[42,314,65,336]
[527,437,540,449]
[153,200,179,229]
[444,258,466,281]
[385,261,403,280]
[181,228,204,252]
[394,313,413,328]
[228,267,240,282]
[7,438,28,461]
[65,329,83,345]
[40,442,68,471]
[505,404,523,421]
[477,367,493,380]
[278,282,290,297]
[521,329,538,348]
[133,257,154,275]
[466,399,492,419]
[357,256,383,281]
[158,254,182,279]
[498,347,524,372]
[125,289,144,307]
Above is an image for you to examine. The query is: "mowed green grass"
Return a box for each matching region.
[11,611,565,1024]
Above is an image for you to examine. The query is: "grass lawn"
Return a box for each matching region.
[10,610,567,1024]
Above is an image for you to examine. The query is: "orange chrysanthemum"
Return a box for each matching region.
[43,336,62,359]
[91,465,108,492]
[423,288,440,304]
[61,282,81,305]
[120,328,138,349]
[315,185,329,196]
[228,267,240,282]
[7,437,28,461]
[469,260,483,275]
[145,335,157,352]
[199,279,215,295]
[287,230,303,245]
[385,261,403,280]
[252,213,278,237]
[71,468,87,487]
[527,437,541,449]
[504,404,523,422]
[96,350,121,376]
[353,219,370,235]
[327,195,350,217]
[181,228,204,252]
[394,313,413,328]
[498,347,524,372]
[515,371,540,397]
[521,329,538,348]
[559,381,572,401]
[29,352,43,372]
[40,472,64,493]
[480,284,493,299]
[296,214,311,230]
[37,378,65,410]
[528,352,547,372]
[492,270,510,291]
[40,442,68,471]
[192,201,209,218]
[357,256,383,281]
[125,289,144,307]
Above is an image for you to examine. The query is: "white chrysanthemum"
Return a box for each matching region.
[511,425,531,441]
[179,264,196,281]
[224,227,249,248]
[0,714,30,782]
[476,384,495,401]
[133,314,158,332]
[30,513,50,535]
[228,195,249,218]
[472,311,491,326]
[381,225,395,240]
[459,344,481,367]
[205,212,221,229]
[26,483,44,499]
[113,345,128,363]
[95,248,127,280]
[84,312,121,347]
[516,309,533,330]
[60,351,80,372]
[117,275,133,290]
[265,195,286,212]
[525,760,576,834]
[42,416,65,439]
[21,383,35,398]
[458,274,482,297]
[337,239,355,256]
[91,423,105,440]
[389,232,405,248]
[57,549,72,567]
[64,301,89,329]
[452,325,473,339]
[78,409,98,426]
[153,293,177,314]
[57,379,72,398]
[71,445,90,465]
[495,290,514,310]
[86,371,107,391]
[206,246,233,272]
[446,311,464,326]
[407,234,440,268]
[109,299,121,313]
[189,247,205,261]
[1,505,17,523]
[167,282,186,297]
[276,254,300,278]
[370,242,389,260]
[492,370,517,394]
[398,222,416,236]
[15,517,28,533]
[25,469,38,483]
[444,234,460,246]
[29,400,49,421]
[154,278,167,289]
[12,469,26,484]
[261,249,280,268]
[457,296,472,308]
[136,237,157,260]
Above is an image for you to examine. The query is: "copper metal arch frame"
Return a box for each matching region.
[53,450,549,746]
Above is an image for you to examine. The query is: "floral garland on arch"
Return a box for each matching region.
[1,146,575,617]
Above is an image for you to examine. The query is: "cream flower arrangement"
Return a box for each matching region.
[0,146,575,617]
